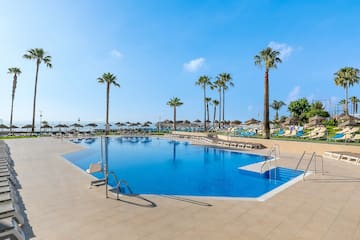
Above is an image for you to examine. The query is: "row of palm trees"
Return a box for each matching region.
[6,47,120,136]
[195,73,234,131]
[334,67,360,115]
[165,47,281,138]
[6,48,52,135]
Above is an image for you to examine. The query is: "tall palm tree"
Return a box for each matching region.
[339,99,347,114]
[349,96,360,115]
[218,73,234,126]
[7,68,21,134]
[211,79,223,128]
[254,47,282,139]
[23,48,52,134]
[97,73,120,135]
[195,75,212,131]
[205,97,212,123]
[270,100,286,122]
[212,99,219,128]
[334,67,360,116]
[167,97,183,131]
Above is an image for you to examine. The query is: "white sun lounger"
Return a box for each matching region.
[0,217,25,240]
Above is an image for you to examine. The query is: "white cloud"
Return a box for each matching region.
[268,41,293,60]
[287,86,301,103]
[183,57,205,72]
[110,49,123,58]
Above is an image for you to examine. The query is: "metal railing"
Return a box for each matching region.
[261,145,280,180]
[295,151,306,170]
[106,171,133,199]
[304,154,324,178]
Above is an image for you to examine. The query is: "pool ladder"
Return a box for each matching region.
[261,144,280,180]
[106,171,133,199]
[295,151,324,179]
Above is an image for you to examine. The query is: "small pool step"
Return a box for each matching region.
[264,167,303,181]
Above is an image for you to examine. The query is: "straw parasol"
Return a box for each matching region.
[0,124,9,133]
[85,123,98,128]
[54,124,69,132]
[245,118,261,125]
[231,120,242,125]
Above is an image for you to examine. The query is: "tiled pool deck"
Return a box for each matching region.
[6,137,360,240]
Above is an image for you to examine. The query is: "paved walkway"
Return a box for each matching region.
[5,137,360,240]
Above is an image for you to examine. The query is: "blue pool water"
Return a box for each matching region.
[64,137,303,198]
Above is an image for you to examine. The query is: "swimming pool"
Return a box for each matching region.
[64,137,303,199]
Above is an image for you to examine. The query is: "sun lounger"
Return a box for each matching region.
[351,134,360,142]
[0,201,25,225]
[0,217,25,240]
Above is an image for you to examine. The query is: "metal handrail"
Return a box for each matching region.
[261,147,276,173]
[303,152,316,179]
[107,171,133,199]
[261,145,279,180]
[295,151,306,170]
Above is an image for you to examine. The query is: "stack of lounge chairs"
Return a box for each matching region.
[0,140,25,240]
[301,126,327,139]
[328,127,359,142]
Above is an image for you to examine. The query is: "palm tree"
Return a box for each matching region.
[339,99,347,114]
[211,79,223,128]
[23,48,52,134]
[254,47,282,139]
[205,97,212,123]
[97,73,120,135]
[195,75,212,131]
[7,67,21,134]
[334,67,360,116]
[218,73,234,126]
[212,99,219,128]
[349,96,360,115]
[270,100,286,122]
[167,97,183,131]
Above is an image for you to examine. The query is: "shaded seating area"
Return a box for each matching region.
[0,140,25,240]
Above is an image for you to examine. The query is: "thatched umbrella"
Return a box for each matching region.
[41,124,53,133]
[245,118,261,125]
[71,123,83,132]
[231,120,242,125]
[86,123,98,128]
[0,124,9,133]
[309,115,325,125]
[54,124,69,133]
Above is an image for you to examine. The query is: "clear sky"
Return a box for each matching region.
[0,0,359,124]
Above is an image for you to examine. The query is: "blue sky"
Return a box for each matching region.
[0,0,359,124]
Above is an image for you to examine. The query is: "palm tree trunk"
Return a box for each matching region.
[352,101,355,115]
[105,82,110,135]
[173,107,177,131]
[31,61,40,134]
[222,88,225,128]
[275,110,279,122]
[263,70,270,139]
[9,95,15,134]
[203,87,207,131]
[218,90,221,128]
[206,103,210,123]
[345,87,349,115]
[213,106,216,128]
